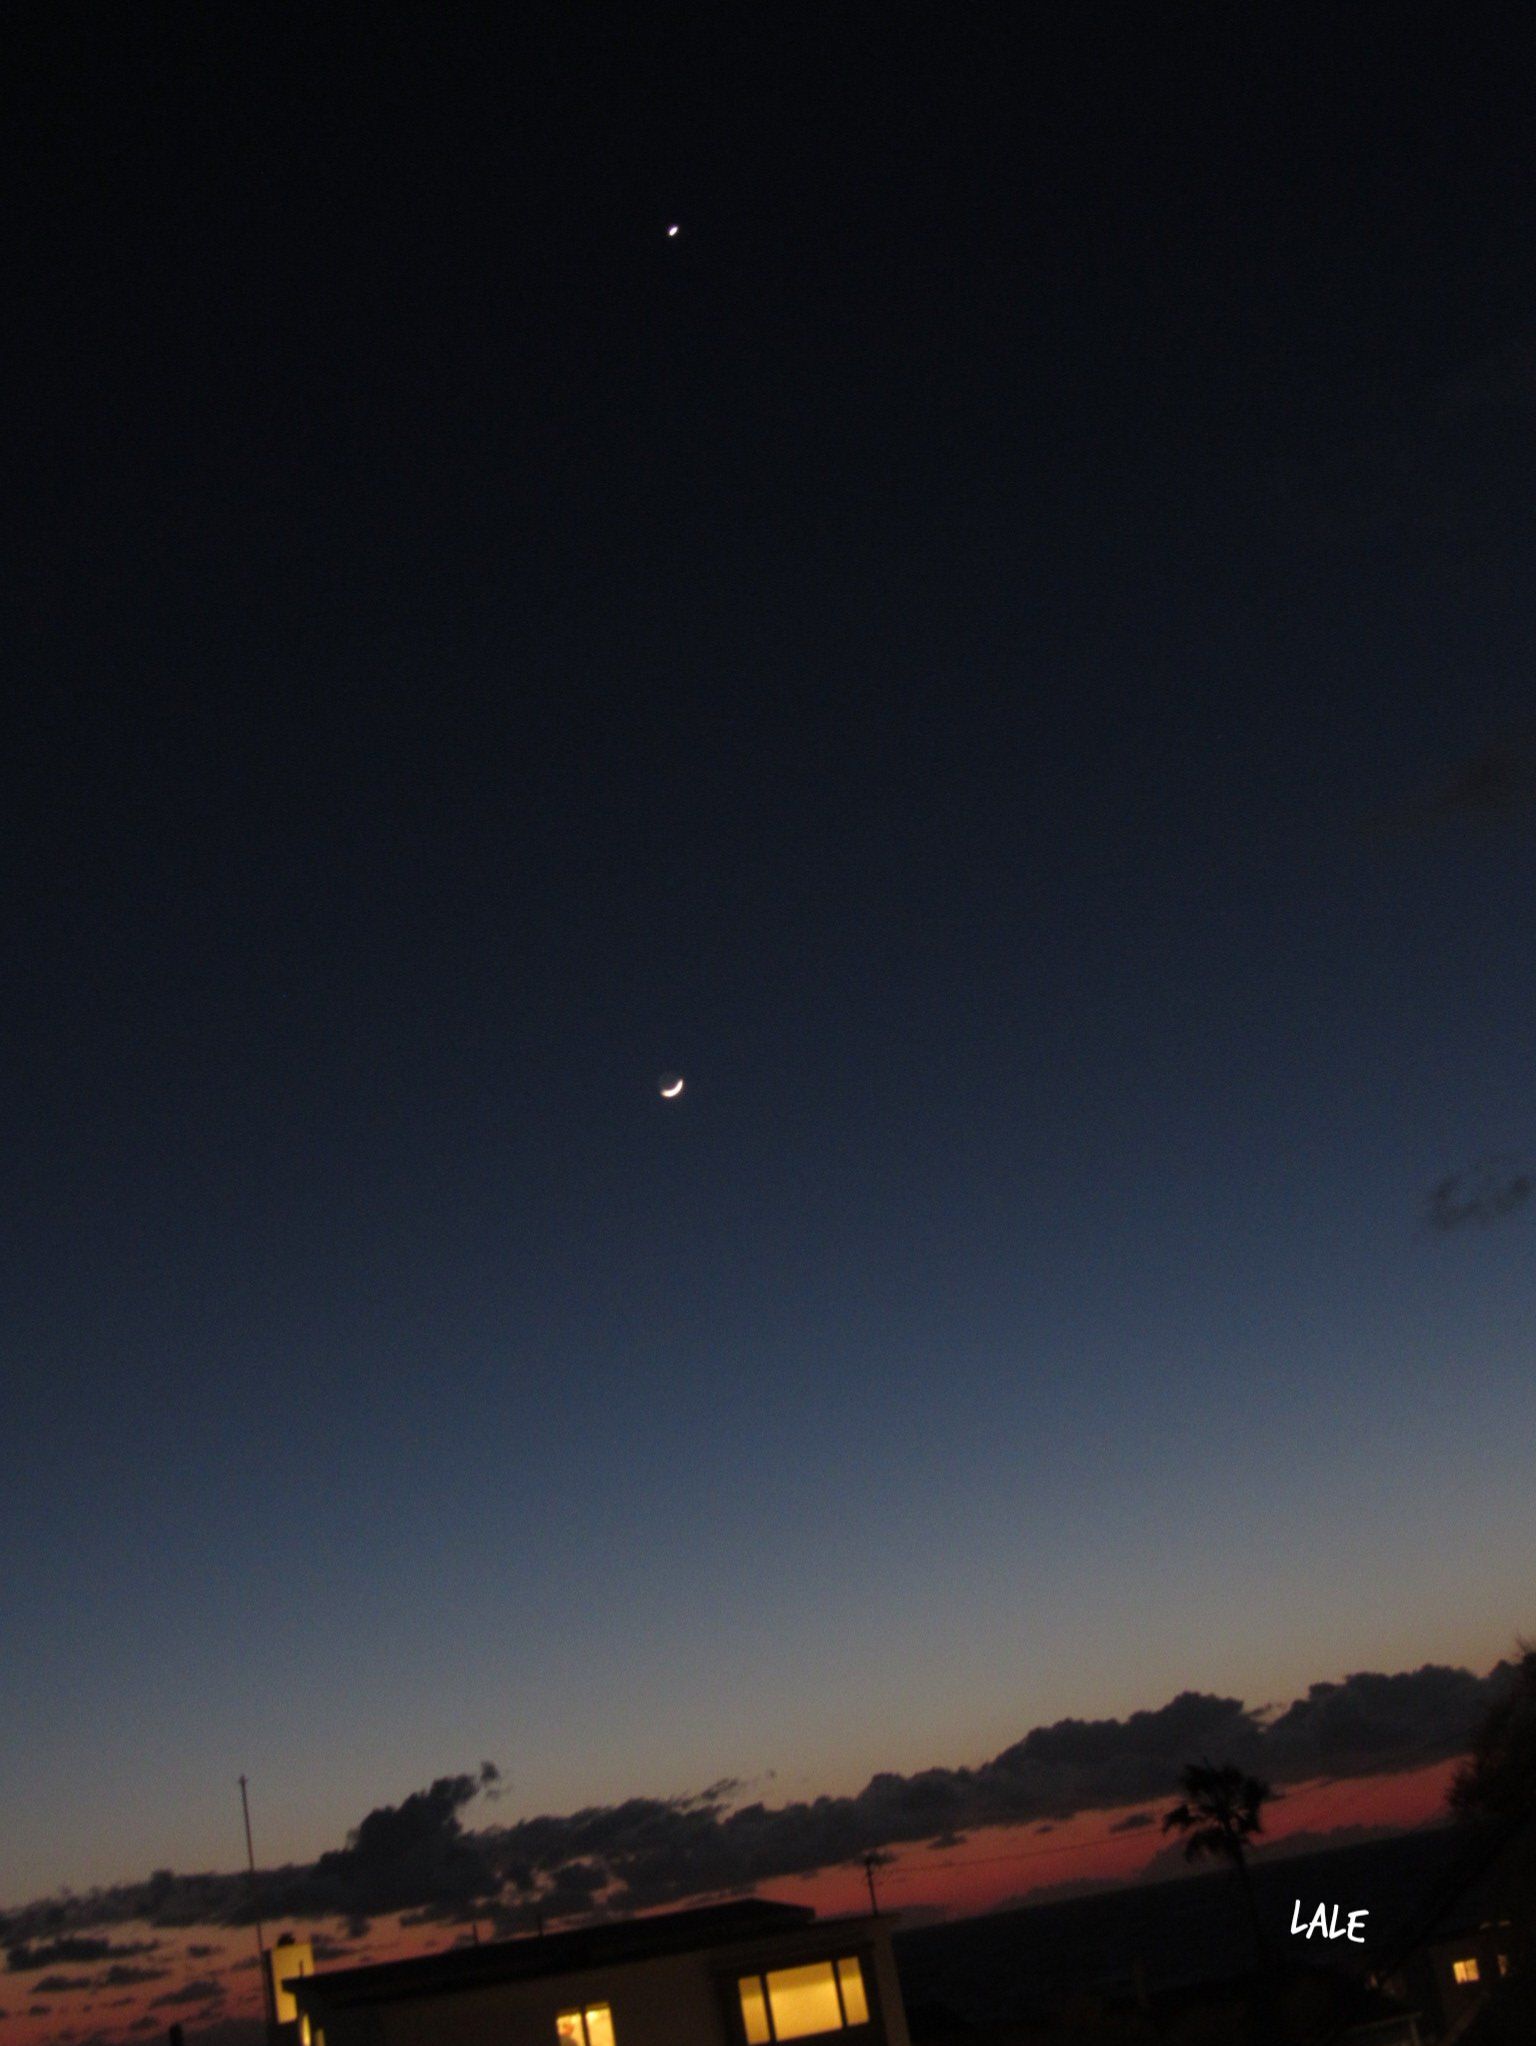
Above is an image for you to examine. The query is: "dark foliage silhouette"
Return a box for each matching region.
[1163,1758,1274,1974]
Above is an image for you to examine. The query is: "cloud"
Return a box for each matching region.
[316,1768,503,1916]
[98,1965,170,1987]
[150,1976,225,2009]
[238,1764,507,1925]
[1108,1812,1155,1834]
[1427,1157,1532,1230]
[308,1935,357,1962]
[0,1663,1505,1942]
[7,1939,160,1974]
[34,1974,95,1993]
[1260,1664,1499,1776]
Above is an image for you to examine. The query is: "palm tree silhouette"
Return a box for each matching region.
[1162,1757,1274,1974]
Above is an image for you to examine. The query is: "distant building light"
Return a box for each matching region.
[1451,1958,1480,1985]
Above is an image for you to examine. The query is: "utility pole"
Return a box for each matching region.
[861,1853,881,1916]
[240,1775,278,2046]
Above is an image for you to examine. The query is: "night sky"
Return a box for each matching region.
[6,1,1535,2006]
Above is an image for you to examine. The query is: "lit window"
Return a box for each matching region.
[768,1963,844,2041]
[740,1976,772,2046]
[558,2006,616,2046]
[1497,1954,1510,1977]
[836,1960,868,2028]
[738,1958,870,2043]
[1452,1959,1480,1985]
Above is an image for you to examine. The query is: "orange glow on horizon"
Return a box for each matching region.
[756,1755,1465,1923]
[5,1758,1466,2046]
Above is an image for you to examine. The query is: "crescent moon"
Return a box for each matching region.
[660,1076,685,1098]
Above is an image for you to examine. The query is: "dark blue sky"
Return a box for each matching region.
[5,5,1534,1903]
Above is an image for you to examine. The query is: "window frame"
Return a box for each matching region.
[732,1952,876,2046]
[556,2001,616,2046]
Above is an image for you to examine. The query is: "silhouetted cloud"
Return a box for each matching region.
[34,1974,94,1992]
[1427,1157,1532,1229]
[150,1976,224,2009]
[1,1663,1505,1943]
[1261,1664,1498,1778]
[7,1939,160,1973]
[99,1965,170,1987]
[1108,1812,1155,1834]
[287,1766,505,1920]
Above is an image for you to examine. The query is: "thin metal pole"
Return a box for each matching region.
[240,1775,278,2044]
[862,1853,880,1915]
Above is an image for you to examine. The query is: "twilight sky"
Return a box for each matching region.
[5,0,1535,1994]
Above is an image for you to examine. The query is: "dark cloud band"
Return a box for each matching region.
[1,1661,1508,1953]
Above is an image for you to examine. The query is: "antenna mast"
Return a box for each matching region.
[240,1775,279,2045]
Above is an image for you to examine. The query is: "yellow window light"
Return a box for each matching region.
[765,1962,842,2042]
[270,1942,315,2025]
[836,1959,869,2027]
[585,2006,616,2046]
[739,1977,772,2046]
[558,2007,616,2046]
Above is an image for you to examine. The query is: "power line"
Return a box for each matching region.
[872,1825,1146,1879]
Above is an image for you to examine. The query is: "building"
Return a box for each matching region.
[1364,1816,1532,2042]
[291,1898,912,2046]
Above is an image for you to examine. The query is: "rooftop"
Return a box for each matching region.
[295,1899,831,2012]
